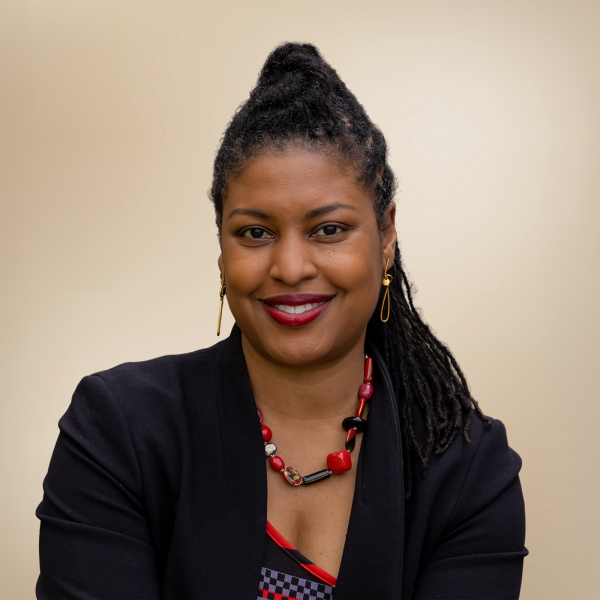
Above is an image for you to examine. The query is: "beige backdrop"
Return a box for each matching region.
[1,0,598,598]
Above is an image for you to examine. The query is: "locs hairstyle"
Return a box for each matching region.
[209,42,492,501]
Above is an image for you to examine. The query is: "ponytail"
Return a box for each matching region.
[367,246,492,500]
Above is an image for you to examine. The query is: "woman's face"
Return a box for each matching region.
[218,146,396,367]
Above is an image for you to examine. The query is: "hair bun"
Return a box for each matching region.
[257,42,333,91]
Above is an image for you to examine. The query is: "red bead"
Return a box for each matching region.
[358,383,373,400]
[364,357,373,383]
[355,398,366,418]
[261,424,272,442]
[345,428,356,452]
[270,456,284,471]
[257,407,264,423]
[327,450,352,473]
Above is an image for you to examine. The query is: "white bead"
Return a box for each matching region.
[264,442,277,457]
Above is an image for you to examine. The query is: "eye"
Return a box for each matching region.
[314,225,343,237]
[242,227,273,239]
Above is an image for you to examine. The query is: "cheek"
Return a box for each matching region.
[323,240,382,304]
[222,248,268,306]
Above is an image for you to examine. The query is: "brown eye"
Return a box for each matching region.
[242,228,272,239]
[314,225,343,236]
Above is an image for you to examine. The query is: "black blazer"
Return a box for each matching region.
[36,324,528,599]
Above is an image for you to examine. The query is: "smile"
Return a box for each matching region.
[261,294,334,327]
[273,301,327,314]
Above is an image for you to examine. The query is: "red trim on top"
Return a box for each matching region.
[303,563,337,587]
[266,520,337,587]
[266,520,295,550]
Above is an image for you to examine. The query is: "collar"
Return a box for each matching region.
[216,324,405,599]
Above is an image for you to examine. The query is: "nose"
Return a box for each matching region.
[269,234,318,286]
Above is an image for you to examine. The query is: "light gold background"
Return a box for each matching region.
[1,1,598,598]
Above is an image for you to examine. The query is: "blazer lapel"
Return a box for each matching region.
[334,338,405,599]
[214,324,268,598]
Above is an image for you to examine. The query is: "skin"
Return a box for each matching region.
[218,146,397,578]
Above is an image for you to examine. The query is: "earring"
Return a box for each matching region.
[380,258,393,323]
[217,268,226,336]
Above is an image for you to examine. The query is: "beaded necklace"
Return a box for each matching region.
[258,356,374,486]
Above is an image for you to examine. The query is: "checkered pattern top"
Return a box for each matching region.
[258,567,334,600]
[257,521,336,600]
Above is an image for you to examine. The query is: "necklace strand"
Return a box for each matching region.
[258,356,374,486]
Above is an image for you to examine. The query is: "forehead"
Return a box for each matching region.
[224,147,372,215]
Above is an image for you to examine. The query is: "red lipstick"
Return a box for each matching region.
[261,294,334,327]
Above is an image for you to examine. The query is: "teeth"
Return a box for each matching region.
[274,301,326,314]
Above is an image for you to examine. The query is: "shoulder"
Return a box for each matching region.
[62,340,225,444]
[444,411,523,525]
[407,407,525,542]
[404,410,528,596]
[446,410,520,476]
[412,404,522,488]
[54,341,227,497]
[90,341,221,405]
[416,409,522,498]
[89,342,222,417]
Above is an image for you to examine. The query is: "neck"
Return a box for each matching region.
[241,331,367,425]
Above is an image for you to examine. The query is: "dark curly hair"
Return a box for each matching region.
[209,42,492,501]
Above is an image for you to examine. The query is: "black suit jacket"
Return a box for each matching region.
[36,324,528,599]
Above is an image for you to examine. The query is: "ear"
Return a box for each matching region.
[381,202,397,269]
[217,253,223,273]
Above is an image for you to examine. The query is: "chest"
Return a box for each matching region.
[264,429,364,579]
[266,469,356,579]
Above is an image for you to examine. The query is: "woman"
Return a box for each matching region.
[36,43,528,599]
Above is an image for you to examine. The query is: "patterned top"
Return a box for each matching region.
[258,521,337,600]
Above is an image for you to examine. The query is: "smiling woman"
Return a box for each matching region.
[36,43,528,599]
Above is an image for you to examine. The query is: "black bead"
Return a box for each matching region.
[302,469,332,485]
[342,416,367,433]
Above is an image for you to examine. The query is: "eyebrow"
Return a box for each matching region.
[227,208,272,220]
[303,203,359,220]
[227,203,359,221]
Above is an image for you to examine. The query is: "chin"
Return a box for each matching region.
[244,322,360,368]
[267,340,333,367]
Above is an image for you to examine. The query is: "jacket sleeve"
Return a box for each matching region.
[413,418,529,600]
[36,374,161,599]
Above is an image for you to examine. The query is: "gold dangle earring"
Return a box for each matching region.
[380,258,393,323]
[217,268,226,336]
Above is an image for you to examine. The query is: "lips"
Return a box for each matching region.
[261,294,334,327]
